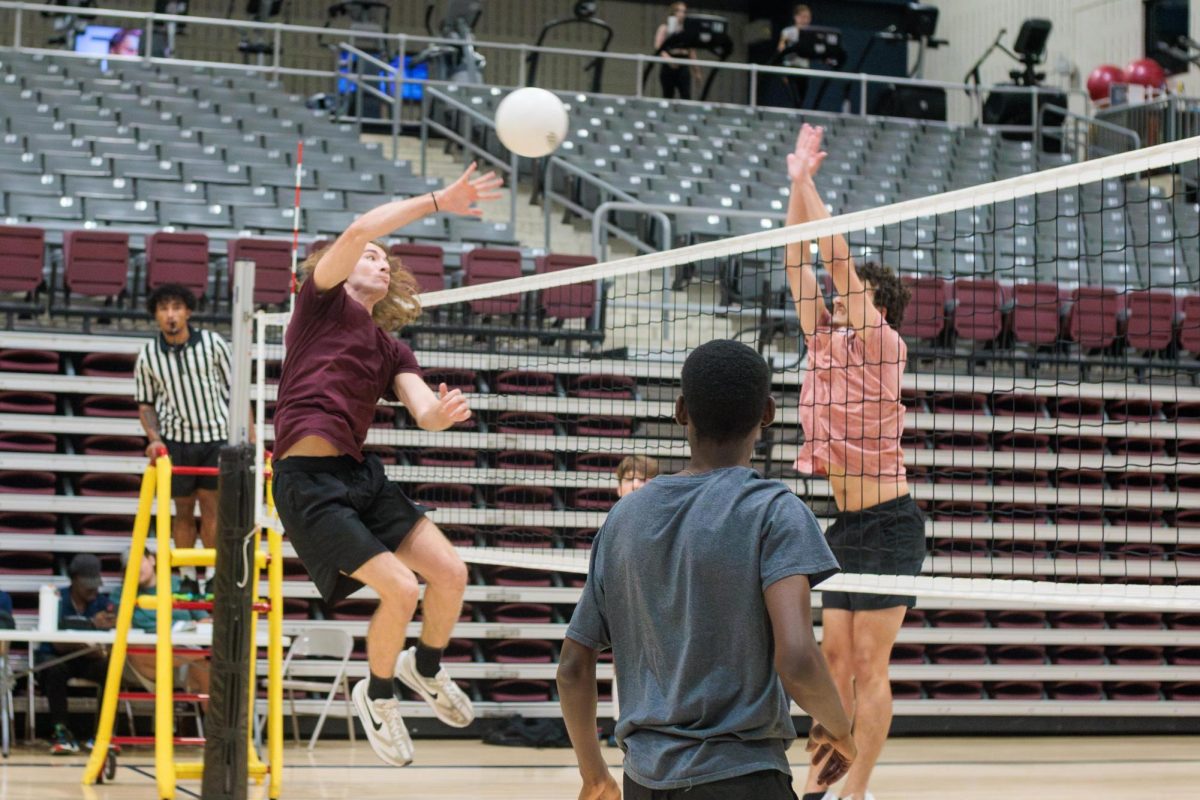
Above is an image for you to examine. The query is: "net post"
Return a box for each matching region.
[200,260,256,800]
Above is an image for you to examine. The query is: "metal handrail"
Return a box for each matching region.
[420,87,518,228]
[1038,103,1141,159]
[0,0,1089,124]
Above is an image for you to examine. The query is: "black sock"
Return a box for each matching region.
[802,793,829,800]
[415,641,443,679]
[367,672,394,701]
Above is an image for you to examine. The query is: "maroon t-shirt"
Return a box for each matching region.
[273,278,422,461]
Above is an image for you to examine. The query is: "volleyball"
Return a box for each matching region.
[494,87,569,158]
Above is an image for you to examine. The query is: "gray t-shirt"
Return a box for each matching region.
[566,466,839,791]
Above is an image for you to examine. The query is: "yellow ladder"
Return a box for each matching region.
[81,455,285,799]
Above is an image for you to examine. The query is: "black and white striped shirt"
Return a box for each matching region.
[134,327,232,443]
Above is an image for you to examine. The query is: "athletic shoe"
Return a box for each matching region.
[49,724,80,755]
[350,679,414,766]
[394,646,475,728]
[177,576,201,599]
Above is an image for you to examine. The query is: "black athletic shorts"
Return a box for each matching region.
[164,439,221,497]
[624,769,798,800]
[821,494,927,611]
[272,454,427,604]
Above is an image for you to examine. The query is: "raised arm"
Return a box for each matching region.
[311,163,503,292]
[783,126,824,337]
[789,124,882,336]
[764,574,856,786]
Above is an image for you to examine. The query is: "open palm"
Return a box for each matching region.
[787,123,827,183]
[435,162,505,217]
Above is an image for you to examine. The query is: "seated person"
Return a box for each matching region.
[40,554,115,755]
[109,548,211,704]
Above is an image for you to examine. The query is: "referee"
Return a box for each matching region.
[135,283,232,596]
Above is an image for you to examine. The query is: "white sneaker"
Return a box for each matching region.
[351,679,414,766]
[394,646,475,728]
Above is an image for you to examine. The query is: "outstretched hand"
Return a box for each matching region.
[805,722,856,787]
[434,162,505,217]
[787,123,827,184]
[429,382,472,429]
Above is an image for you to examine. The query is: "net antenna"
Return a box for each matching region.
[409,0,486,84]
[527,2,614,94]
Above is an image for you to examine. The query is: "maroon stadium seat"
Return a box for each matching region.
[390,243,446,294]
[1124,290,1177,352]
[463,248,522,315]
[950,278,1004,342]
[423,367,478,393]
[536,253,598,321]
[898,276,946,340]
[415,448,479,468]
[411,483,476,508]
[0,349,58,373]
[63,230,130,301]
[1067,286,1122,350]
[227,238,292,305]
[494,370,556,395]
[494,486,555,510]
[0,389,56,413]
[145,232,210,299]
[1180,295,1200,355]
[495,450,555,470]
[1011,282,1061,346]
[80,394,140,417]
[0,512,58,534]
[569,374,636,399]
[79,352,136,378]
[0,225,46,295]
[0,432,57,452]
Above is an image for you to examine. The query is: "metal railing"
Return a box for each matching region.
[0,1,1089,130]
[1096,96,1200,147]
[1038,104,1141,160]
[420,86,518,229]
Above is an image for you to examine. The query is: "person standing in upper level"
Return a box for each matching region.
[655,2,702,100]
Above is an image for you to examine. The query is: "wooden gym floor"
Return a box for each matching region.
[2,736,1199,799]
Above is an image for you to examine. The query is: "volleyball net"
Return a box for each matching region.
[253,134,1200,611]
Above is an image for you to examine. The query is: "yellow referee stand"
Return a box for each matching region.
[81,453,285,800]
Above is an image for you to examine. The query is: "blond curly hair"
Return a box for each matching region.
[299,239,422,332]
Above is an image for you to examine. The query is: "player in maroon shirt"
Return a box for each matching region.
[272,163,502,766]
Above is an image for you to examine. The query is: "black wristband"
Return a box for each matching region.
[430,192,439,212]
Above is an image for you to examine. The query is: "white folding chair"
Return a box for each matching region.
[266,628,356,749]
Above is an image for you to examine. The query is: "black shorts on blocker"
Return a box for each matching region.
[623,769,797,800]
[821,494,927,611]
[272,453,427,605]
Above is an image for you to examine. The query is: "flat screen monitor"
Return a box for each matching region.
[74,25,142,57]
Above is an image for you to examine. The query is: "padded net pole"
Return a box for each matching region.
[201,261,257,800]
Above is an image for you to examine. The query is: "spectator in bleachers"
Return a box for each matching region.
[135,284,233,597]
[783,124,924,800]
[40,554,115,755]
[777,4,813,108]
[109,548,211,703]
[654,2,702,100]
[615,455,660,498]
[108,29,140,57]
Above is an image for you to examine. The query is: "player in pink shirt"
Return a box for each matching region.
[784,125,926,800]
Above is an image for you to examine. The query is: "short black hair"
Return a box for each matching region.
[681,339,771,443]
[146,283,197,316]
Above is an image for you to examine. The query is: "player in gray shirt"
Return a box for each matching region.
[559,339,857,800]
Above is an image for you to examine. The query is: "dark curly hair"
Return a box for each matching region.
[146,283,197,316]
[856,261,910,328]
[681,339,771,444]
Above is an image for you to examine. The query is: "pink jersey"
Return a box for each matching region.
[795,317,908,479]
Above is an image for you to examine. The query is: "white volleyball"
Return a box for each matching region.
[494,87,569,158]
